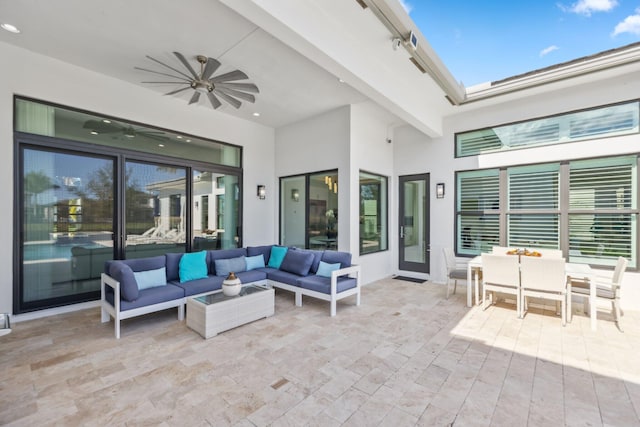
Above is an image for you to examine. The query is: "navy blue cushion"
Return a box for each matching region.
[165,252,184,281]
[266,269,302,286]
[247,245,272,266]
[105,283,184,311]
[292,248,323,273]
[170,276,223,297]
[321,251,352,269]
[297,275,357,294]
[121,256,166,272]
[280,250,314,276]
[209,248,247,274]
[109,262,138,302]
[236,269,268,283]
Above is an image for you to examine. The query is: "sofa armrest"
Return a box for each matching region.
[330,264,361,295]
[101,272,121,313]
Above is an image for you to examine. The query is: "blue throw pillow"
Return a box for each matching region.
[316,261,341,278]
[267,246,288,269]
[179,251,208,283]
[133,267,167,290]
[245,254,266,271]
[215,256,247,277]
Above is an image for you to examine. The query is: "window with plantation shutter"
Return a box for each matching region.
[569,157,636,267]
[456,170,500,255]
[455,101,639,157]
[455,155,637,267]
[507,165,560,249]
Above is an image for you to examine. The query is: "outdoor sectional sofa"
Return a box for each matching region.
[101,245,361,338]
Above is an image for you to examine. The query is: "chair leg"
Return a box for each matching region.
[452,279,457,295]
[561,298,566,326]
[446,279,450,299]
[482,288,489,311]
[613,300,623,332]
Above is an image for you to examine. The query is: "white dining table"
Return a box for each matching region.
[466,255,597,330]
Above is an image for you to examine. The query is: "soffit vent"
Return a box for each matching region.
[409,57,426,73]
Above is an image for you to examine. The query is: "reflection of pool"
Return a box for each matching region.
[23,243,104,261]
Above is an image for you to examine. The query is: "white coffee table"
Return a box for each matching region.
[186,283,274,339]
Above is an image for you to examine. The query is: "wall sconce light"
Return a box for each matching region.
[291,188,300,202]
[436,183,445,199]
[257,185,266,200]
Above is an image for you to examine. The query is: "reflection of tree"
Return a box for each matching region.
[24,171,57,216]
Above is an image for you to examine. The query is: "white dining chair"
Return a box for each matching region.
[442,247,467,299]
[533,248,563,258]
[520,256,567,325]
[481,254,521,317]
[568,256,628,332]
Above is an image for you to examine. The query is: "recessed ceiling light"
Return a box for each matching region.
[186,139,191,142]
[1,23,20,34]
[102,119,111,124]
[176,135,183,139]
[158,144,165,147]
[90,130,99,135]
[252,112,260,117]
[338,78,345,83]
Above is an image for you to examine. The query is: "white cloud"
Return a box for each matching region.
[560,0,618,16]
[398,0,413,14]
[540,45,560,57]
[613,8,640,36]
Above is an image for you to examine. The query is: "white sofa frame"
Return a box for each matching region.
[101,264,361,338]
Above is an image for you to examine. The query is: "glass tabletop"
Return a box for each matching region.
[194,284,270,305]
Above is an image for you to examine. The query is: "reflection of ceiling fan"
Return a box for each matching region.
[82,120,168,142]
[135,52,259,110]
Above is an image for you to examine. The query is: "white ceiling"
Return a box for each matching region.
[0,0,371,128]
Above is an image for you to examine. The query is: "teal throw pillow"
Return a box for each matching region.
[179,251,208,283]
[267,246,288,269]
[316,261,340,278]
[245,254,266,271]
[133,267,167,290]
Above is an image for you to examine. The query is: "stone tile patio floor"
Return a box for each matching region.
[1,277,639,426]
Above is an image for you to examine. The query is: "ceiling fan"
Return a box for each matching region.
[82,120,168,142]
[135,52,259,110]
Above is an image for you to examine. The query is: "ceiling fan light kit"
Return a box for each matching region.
[136,52,259,110]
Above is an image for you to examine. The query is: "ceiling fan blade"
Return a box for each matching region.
[144,56,193,80]
[216,87,255,103]
[134,66,192,82]
[189,91,201,105]
[216,82,259,93]
[207,92,222,109]
[201,58,221,80]
[210,70,248,83]
[173,51,199,80]
[164,86,192,96]
[141,81,191,84]
[213,89,242,109]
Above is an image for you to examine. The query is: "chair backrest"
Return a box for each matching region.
[612,256,629,287]
[520,256,566,293]
[443,247,456,272]
[481,254,520,287]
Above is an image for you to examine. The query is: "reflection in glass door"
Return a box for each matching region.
[20,147,115,310]
[124,161,186,259]
[399,174,430,273]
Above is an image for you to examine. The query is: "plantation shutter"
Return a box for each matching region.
[507,164,560,248]
[456,170,500,255]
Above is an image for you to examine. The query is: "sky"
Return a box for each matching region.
[401,0,640,87]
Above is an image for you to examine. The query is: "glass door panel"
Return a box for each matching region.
[192,170,241,250]
[280,176,306,248]
[124,161,186,259]
[399,174,430,273]
[21,148,115,309]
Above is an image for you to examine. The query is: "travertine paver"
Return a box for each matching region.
[1,277,640,426]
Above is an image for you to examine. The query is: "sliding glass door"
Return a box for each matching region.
[20,146,115,311]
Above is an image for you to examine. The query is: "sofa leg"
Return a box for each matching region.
[178,304,185,321]
[356,290,361,307]
[115,319,120,339]
[330,300,337,317]
[101,307,110,323]
[295,292,302,307]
